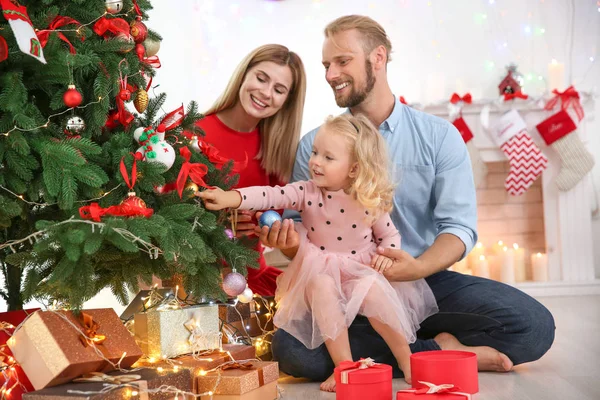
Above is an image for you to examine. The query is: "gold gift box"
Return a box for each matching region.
[134,305,220,359]
[195,361,278,396]
[8,309,142,390]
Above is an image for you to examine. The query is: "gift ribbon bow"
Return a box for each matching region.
[221,361,255,371]
[544,85,584,122]
[36,16,82,54]
[450,93,472,104]
[78,312,106,346]
[176,147,214,198]
[93,16,130,38]
[503,90,528,101]
[73,372,142,384]
[338,357,376,384]
[415,381,460,394]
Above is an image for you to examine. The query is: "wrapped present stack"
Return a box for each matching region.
[0,310,39,400]
[22,368,193,400]
[221,295,277,361]
[196,360,279,400]
[8,308,143,390]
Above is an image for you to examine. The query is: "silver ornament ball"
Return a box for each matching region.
[222,272,247,297]
[66,116,85,134]
[143,38,161,57]
[105,0,123,14]
[237,286,254,303]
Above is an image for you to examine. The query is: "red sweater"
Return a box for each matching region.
[196,114,283,296]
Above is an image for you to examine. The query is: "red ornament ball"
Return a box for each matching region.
[121,193,147,211]
[63,85,82,107]
[130,19,148,44]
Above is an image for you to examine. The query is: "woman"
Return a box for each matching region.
[197,44,307,296]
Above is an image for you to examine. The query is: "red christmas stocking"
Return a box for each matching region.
[491,109,548,195]
[453,117,487,188]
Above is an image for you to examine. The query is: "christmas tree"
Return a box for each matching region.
[0,0,257,311]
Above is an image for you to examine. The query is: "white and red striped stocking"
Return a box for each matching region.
[492,110,548,195]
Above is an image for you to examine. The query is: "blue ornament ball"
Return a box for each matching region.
[259,210,282,229]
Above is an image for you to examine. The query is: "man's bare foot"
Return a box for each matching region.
[320,373,337,392]
[434,332,513,372]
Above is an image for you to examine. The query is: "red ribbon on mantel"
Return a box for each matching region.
[503,90,529,101]
[176,147,214,198]
[36,16,82,54]
[450,93,472,104]
[544,85,584,122]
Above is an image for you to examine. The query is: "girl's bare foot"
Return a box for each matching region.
[435,332,513,372]
[320,373,337,392]
[398,357,412,384]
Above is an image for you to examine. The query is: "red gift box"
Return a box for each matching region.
[334,358,392,400]
[411,351,478,394]
[0,309,40,400]
[397,382,472,399]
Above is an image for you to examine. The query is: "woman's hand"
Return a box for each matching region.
[230,210,257,238]
[195,188,242,210]
[254,213,300,256]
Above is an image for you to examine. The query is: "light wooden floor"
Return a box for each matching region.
[277,295,600,400]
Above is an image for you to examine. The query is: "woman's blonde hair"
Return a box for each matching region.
[205,44,307,182]
[323,114,395,221]
[324,15,392,63]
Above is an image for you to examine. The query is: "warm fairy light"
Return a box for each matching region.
[269,302,274,307]
[157,367,164,372]
[208,392,213,396]
[7,337,15,346]
[173,366,179,372]
[198,369,207,376]
[265,312,271,317]
[131,391,138,396]
[148,357,156,363]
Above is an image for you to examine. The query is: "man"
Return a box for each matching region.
[255,15,555,382]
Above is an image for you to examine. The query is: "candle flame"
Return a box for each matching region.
[503,246,508,251]
[513,243,519,250]
[476,242,483,248]
[537,252,542,257]
[497,240,503,245]
[479,255,485,261]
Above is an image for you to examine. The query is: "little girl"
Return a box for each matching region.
[197,114,438,391]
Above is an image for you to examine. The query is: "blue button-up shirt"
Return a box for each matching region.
[289,97,478,259]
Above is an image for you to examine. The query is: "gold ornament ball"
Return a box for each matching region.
[116,33,134,53]
[186,182,199,193]
[143,38,161,57]
[134,88,149,113]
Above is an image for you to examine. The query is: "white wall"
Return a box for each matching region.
[2,0,599,312]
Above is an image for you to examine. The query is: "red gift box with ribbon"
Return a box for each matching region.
[0,309,40,400]
[397,381,472,399]
[334,358,392,400]
[411,351,478,394]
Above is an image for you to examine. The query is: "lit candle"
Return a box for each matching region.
[531,252,548,282]
[548,59,565,91]
[474,255,490,279]
[468,242,485,271]
[492,240,505,256]
[487,254,500,281]
[500,246,515,284]
[513,243,526,282]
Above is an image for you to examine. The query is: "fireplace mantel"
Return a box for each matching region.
[422,99,599,296]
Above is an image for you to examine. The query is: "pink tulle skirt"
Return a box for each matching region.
[274,226,438,349]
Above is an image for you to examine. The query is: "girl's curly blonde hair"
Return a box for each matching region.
[323,114,395,221]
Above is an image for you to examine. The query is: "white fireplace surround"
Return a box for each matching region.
[422,99,599,297]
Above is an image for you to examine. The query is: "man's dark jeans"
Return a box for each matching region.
[272,270,556,380]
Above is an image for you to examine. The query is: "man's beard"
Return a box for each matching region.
[335,59,376,108]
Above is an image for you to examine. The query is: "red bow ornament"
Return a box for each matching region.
[503,90,528,101]
[93,16,130,38]
[187,135,248,172]
[36,15,82,54]
[176,147,214,198]
[135,43,161,68]
[544,85,584,122]
[449,93,472,104]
